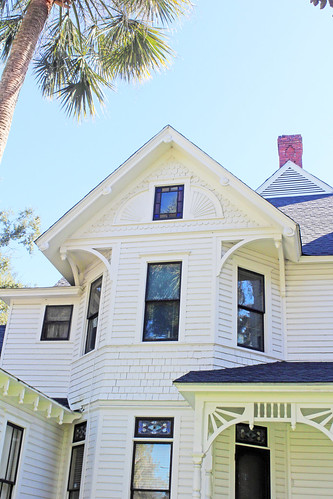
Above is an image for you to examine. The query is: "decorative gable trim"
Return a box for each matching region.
[256,161,333,198]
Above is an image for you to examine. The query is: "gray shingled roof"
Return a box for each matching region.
[268,194,333,256]
[174,361,333,384]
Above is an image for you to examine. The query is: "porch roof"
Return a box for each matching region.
[174,361,333,384]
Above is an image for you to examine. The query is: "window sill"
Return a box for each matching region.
[37,340,73,344]
[236,344,271,357]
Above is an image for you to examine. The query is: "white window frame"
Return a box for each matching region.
[131,417,174,499]
[232,256,272,355]
[82,273,104,355]
[136,252,189,343]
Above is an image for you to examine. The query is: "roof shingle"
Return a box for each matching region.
[174,361,333,384]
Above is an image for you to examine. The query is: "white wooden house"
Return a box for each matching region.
[0,127,333,498]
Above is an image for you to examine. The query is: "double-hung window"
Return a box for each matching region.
[84,277,102,354]
[67,422,86,499]
[153,185,184,220]
[41,305,73,340]
[237,268,265,352]
[131,418,173,498]
[143,262,181,341]
[0,422,24,498]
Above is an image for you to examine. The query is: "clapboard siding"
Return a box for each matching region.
[289,425,333,498]
[0,405,68,499]
[81,413,99,499]
[177,411,195,498]
[81,407,195,499]
[286,262,333,360]
[213,426,233,498]
[271,424,288,498]
[93,413,129,498]
[218,245,283,360]
[112,236,213,344]
[0,301,77,397]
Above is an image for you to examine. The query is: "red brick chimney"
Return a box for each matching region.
[277,134,303,168]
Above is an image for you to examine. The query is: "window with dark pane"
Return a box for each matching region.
[131,418,173,499]
[237,268,265,352]
[84,277,102,354]
[143,263,181,341]
[67,422,86,499]
[0,422,24,498]
[41,305,73,340]
[153,185,184,220]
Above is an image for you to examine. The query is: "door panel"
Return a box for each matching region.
[235,445,270,499]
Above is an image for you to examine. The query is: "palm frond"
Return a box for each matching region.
[100,15,171,80]
[310,0,333,8]
[58,57,112,118]
[0,0,27,16]
[34,15,78,96]
[0,14,22,60]
[32,0,187,119]
[119,0,191,24]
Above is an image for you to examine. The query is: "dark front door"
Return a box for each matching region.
[235,445,270,499]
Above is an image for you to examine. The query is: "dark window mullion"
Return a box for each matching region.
[238,304,265,315]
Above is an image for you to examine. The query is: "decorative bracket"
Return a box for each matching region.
[217,235,281,276]
[60,246,112,285]
[203,402,333,452]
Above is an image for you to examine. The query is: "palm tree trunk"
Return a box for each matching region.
[0,0,53,163]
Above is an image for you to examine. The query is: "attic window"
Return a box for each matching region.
[153,185,184,220]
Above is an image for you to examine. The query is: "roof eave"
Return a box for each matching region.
[0,286,82,305]
[0,368,81,424]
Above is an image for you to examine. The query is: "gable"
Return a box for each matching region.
[257,161,333,198]
[73,156,266,239]
[36,126,299,283]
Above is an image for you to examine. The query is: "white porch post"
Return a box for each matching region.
[193,452,204,498]
[203,448,213,499]
[193,398,205,498]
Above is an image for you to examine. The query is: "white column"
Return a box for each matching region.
[193,453,204,499]
[204,448,213,499]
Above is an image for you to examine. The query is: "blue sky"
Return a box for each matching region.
[1,0,333,286]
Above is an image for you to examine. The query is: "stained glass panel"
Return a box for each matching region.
[135,419,173,438]
[73,422,86,443]
[236,424,267,447]
[153,186,184,220]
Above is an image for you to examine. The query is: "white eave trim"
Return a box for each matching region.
[0,286,82,304]
[299,255,333,263]
[0,368,80,424]
[174,382,333,394]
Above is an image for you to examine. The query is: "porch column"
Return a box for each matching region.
[204,448,213,499]
[193,453,205,498]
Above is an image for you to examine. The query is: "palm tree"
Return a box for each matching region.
[0,0,190,162]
